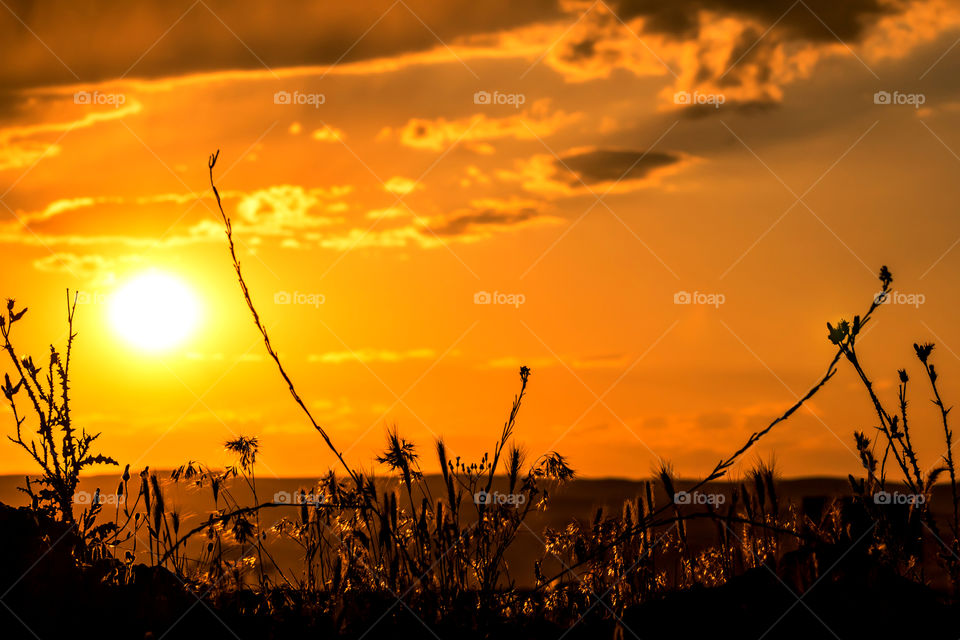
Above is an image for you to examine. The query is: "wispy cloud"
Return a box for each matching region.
[307,348,437,364]
[384,100,582,151]
[32,251,144,285]
[0,99,142,171]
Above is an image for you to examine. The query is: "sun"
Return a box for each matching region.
[109,271,200,351]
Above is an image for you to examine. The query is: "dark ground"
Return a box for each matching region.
[2,477,959,639]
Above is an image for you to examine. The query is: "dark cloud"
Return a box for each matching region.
[615,0,895,42]
[0,0,562,89]
[428,201,542,236]
[719,26,773,84]
[695,411,734,431]
[564,38,599,62]
[0,0,911,99]
[681,99,779,119]
[559,148,682,184]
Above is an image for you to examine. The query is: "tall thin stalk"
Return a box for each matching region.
[208,150,361,489]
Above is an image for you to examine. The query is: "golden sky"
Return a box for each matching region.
[3,0,960,478]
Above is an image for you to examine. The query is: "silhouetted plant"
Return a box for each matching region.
[1,293,117,524]
[831,284,960,593]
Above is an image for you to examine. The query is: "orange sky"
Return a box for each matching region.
[3,0,960,479]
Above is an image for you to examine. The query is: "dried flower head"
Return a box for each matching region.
[225,436,259,470]
[913,342,935,365]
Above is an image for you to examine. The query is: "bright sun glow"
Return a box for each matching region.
[109,271,200,351]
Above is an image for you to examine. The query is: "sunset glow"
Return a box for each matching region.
[108,271,200,352]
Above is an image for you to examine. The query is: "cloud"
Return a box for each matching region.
[0,185,351,251]
[2,182,555,255]
[426,197,561,238]
[0,98,142,171]
[365,207,410,220]
[695,410,734,431]
[519,0,960,113]
[22,197,97,223]
[0,0,563,89]
[0,156,569,258]
[387,101,582,151]
[501,146,692,197]
[308,198,560,248]
[1,185,354,252]
[5,0,952,126]
[526,7,807,109]
[184,352,265,363]
[311,125,344,142]
[315,226,444,250]
[307,348,436,364]
[231,185,352,233]
[459,165,492,188]
[0,139,62,172]
[12,192,196,226]
[0,227,221,249]
[562,147,683,183]
[383,176,422,196]
[615,0,892,42]
[32,251,144,284]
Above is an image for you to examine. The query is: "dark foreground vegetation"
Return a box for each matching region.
[2,154,960,638]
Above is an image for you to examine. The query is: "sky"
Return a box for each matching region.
[2,0,960,479]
